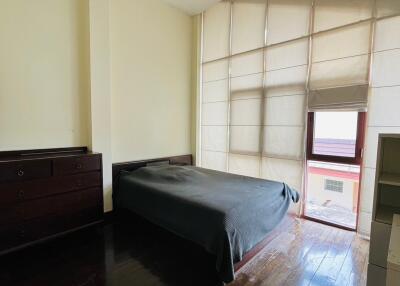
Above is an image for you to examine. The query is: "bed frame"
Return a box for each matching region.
[111,154,293,274]
[112,154,192,191]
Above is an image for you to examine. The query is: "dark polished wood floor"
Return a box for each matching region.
[0,215,369,286]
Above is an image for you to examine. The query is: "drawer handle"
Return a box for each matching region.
[76,180,83,187]
[17,170,25,177]
[76,163,83,170]
[18,190,25,199]
[19,229,25,238]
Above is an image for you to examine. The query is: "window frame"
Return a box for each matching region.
[306,111,366,165]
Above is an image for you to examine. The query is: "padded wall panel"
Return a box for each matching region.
[201,126,227,152]
[376,0,400,17]
[264,94,305,126]
[231,50,264,77]
[202,102,228,126]
[231,73,264,100]
[310,55,369,89]
[203,2,231,62]
[372,49,400,87]
[359,167,376,213]
[261,157,303,191]
[374,16,400,52]
[203,60,229,82]
[312,22,371,62]
[265,65,307,97]
[313,0,373,32]
[358,211,372,235]
[368,87,400,126]
[266,38,309,71]
[202,80,229,103]
[267,0,311,45]
[230,98,262,125]
[230,126,261,154]
[231,0,266,54]
[228,153,260,178]
[201,151,227,172]
[263,126,304,159]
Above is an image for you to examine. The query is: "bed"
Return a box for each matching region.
[112,155,299,283]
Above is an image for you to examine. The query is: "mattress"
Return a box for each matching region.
[113,165,299,282]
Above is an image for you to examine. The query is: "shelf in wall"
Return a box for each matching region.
[379,173,400,187]
[376,205,400,225]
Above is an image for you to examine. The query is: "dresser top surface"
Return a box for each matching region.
[0,147,100,162]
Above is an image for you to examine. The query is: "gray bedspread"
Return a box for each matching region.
[114,165,299,282]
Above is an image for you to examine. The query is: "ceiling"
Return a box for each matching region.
[162,0,220,15]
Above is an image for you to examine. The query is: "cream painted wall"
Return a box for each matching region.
[191,15,202,164]
[110,0,193,163]
[0,0,195,212]
[89,0,113,212]
[0,0,91,150]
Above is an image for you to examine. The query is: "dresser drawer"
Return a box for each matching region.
[0,205,24,225]
[59,187,103,214]
[0,187,102,225]
[0,147,103,254]
[23,187,102,221]
[23,206,103,242]
[53,155,101,175]
[0,159,51,183]
[0,199,57,225]
[0,172,102,205]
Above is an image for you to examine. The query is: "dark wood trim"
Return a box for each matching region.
[354,112,368,232]
[302,214,355,232]
[112,154,193,191]
[0,147,88,158]
[305,111,367,230]
[306,112,366,165]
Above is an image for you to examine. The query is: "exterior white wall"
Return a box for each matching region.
[308,174,355,210]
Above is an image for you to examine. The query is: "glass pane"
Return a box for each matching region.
[313,112,358,158]
[305,161,360,229]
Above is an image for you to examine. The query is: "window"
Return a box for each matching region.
[305,111,365,229]
[307,111,366,165]
[324,179,344,193]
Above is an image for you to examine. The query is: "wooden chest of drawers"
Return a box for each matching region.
[0,147,103,254]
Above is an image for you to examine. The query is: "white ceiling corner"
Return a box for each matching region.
[161,0,221,15]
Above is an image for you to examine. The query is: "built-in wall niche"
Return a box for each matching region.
[374,135,400,224]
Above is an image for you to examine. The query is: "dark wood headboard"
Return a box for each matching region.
[112,154,193,190]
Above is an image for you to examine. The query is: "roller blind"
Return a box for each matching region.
[203,2,230,62]
[202,2,231,172]
[228,0,266,177]
[263,0,310,166]
[200,0,400,209]
[308,0,373,111]
[201,0,309,193]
